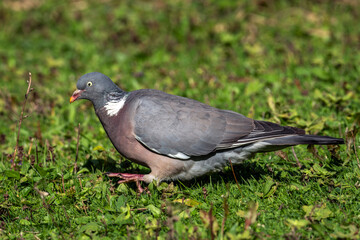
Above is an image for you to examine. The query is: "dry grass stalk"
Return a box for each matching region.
[12,72,33,169]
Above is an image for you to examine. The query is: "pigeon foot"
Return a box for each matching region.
[106,172,146,193]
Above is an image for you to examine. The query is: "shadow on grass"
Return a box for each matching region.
[82,156,150,174]
[81,156,300,192]
[181,162,270,189]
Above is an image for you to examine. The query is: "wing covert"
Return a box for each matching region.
[132,90,254,159]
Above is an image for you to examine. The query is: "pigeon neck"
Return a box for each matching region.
[92,89,127,111]
[103,91,129,117]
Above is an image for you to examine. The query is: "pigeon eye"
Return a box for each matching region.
[87,82,92,87]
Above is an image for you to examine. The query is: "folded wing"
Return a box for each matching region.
[133,90,309,160]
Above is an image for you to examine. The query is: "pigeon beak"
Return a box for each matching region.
[70,89,84,103]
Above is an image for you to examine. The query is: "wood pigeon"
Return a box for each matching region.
[70,72,344,192]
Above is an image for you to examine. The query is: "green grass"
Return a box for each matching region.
[1,0,360,239]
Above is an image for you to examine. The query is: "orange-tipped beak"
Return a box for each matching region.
[70,89,84,103]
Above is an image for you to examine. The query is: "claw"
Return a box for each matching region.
[106,172,146,193]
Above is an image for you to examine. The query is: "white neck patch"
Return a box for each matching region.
[104,95,128,117]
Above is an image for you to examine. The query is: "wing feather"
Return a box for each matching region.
[132,89,306,159]
[133,90,253,158]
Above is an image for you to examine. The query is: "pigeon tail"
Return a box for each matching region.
[254,134,344,152]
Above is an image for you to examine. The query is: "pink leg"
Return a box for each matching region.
[106,172,145,193]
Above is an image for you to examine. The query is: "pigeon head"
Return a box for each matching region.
[70,72,124,109]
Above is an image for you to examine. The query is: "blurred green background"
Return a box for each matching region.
[0,0,359,239]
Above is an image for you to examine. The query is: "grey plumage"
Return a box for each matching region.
[133,89,254,158]
[70,72,345,184]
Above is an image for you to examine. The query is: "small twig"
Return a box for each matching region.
[62,205,71,227]
[209,204,214,240]
[229,159,241,193]
[100,217,108,236]
[291,146,302,169]
[12,72,33,169]
[130,207,147,212]
[35,144,39,165]
[355,150,360,170]
[27,137,34,156]
[82,200,88,215]
[306,203,323,223]
[275,150,290,162]
[74,123,81,174]
[220,192,229,239]
[78,177,83,191]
